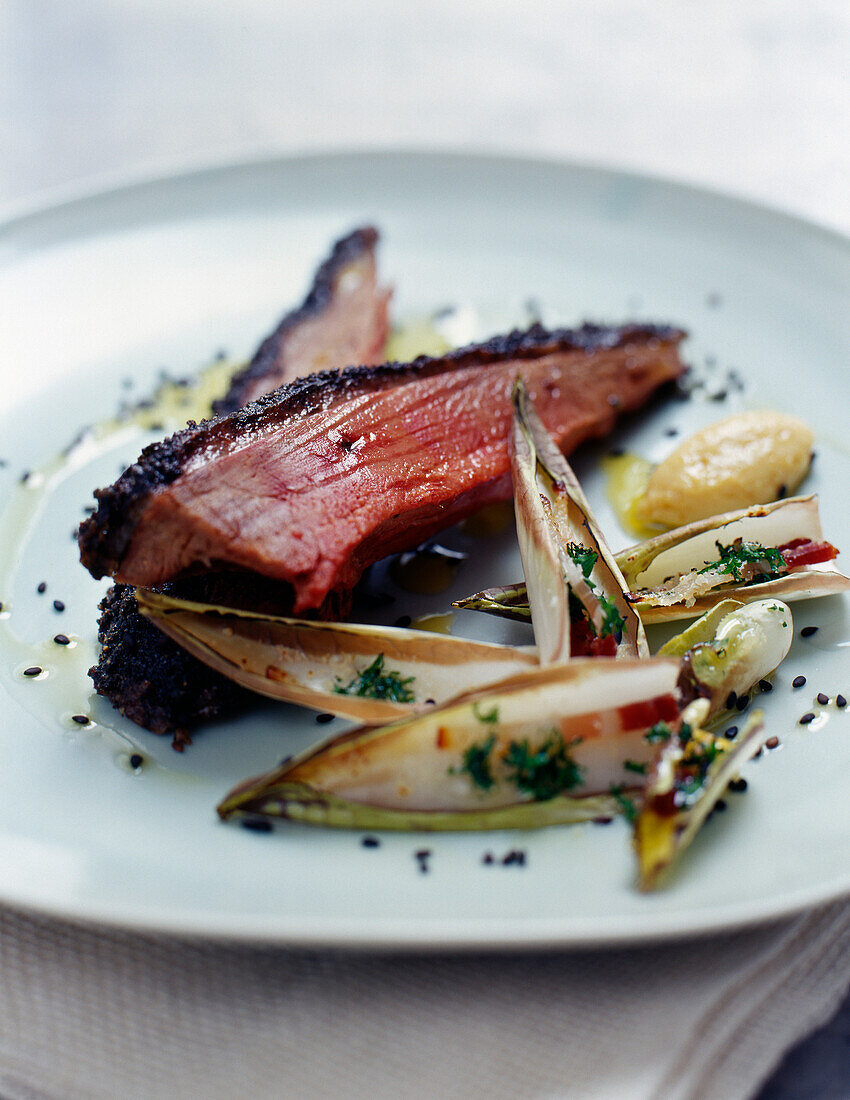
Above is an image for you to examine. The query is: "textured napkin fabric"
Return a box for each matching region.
[0,901,849,1100]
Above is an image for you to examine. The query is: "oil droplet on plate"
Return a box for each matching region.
[412,612,454,634]
[391,545,467,595]
[461,501,515,538]
[601,453,659,540]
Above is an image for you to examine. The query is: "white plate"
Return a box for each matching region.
[0,152,848,949]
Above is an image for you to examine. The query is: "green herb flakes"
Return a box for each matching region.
[502,733,583,800]
[645,722,673,744]
[609,784,638,823]
[472,702,500,725]
[455,735,497,791]
[698,539,786,585]
[566,542,598,580]
[334,654,415,703]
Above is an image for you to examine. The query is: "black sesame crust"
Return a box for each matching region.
[92,583,250,745]
[212,226,381,416]
[90,572,349,741]
[78,321,685,581]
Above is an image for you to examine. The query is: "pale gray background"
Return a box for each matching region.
[2,2,848,1096]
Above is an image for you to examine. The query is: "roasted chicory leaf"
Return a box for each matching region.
[218,657,683,829]
[670,598,793,719]
[634,700,765,890]
[137,588,537,723]
[456,495,848,624]
[510,380,647,662]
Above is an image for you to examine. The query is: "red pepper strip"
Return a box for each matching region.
[618,693,680,731]
[778,538,839,568]
[570,619,618,657]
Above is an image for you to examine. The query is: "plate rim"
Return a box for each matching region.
[2,145,848,256]
[2,147,849,950]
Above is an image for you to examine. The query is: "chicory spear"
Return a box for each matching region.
[510,380,647,662]
[665,598,793,719]
[455,495,848,624]
[217,657,683,829]
[136,588,537,723]
[634,699,765,890]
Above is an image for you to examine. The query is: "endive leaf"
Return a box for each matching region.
[510,380,648,662]
[634,700,765,890]
[218,656,682,828]
[456,495,848,625]
[136,588,537,723]
[674,600,793,720]
[453,584,532,623]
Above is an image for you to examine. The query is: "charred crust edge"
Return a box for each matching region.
[212,225,381,417]
[78,320,686,578]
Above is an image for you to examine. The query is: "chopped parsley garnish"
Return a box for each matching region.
[451,730,583,800]
[599,594,627,640]
[472,702,500,724]
[566,542,598,580]
[645,721,673,744]
[624,759,647,775]
[455,735,497,790]
[502,733,583,800]
[698,539,786,585]
[609,784,638,823]
[334,654,415,702]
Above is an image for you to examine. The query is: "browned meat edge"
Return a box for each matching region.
[78,322,685,581]
[212,226,380,416]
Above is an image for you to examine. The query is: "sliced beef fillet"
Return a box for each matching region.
[91,226,390,739]
[213,226,390,414]
[80,323,686,617]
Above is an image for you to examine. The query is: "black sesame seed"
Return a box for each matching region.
[415,848,432,874]
[279,754,293,766]
[53,599,65,612]
[837,695,847,709]
[0,601,4,612]
[736,694,749,712]
[799,712,816,726]
[425,698,436,706]
[240,817,272,833]
[777,484,787,499]
[20,471,30,484]
[759,679,773,693]
[724,725,739,739]
[729,777,748,793]
[361,836,380,849]
[594,816,614,825]
[664,427,679,437]
[129,753,144,769]
[315,712,334,724]
[800,626,819,638]
[23,666,42,677]
[726,691,737,710]
[765,736,780,749]
[394,615,412,628]
[710,390,728,403]
[71,714,90,725]
[817,693,829,706]
[37,582,46,594]
[715,799,728,812]
[482,852,494,865]
[792,675,807,689]
[53,634,70,646]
